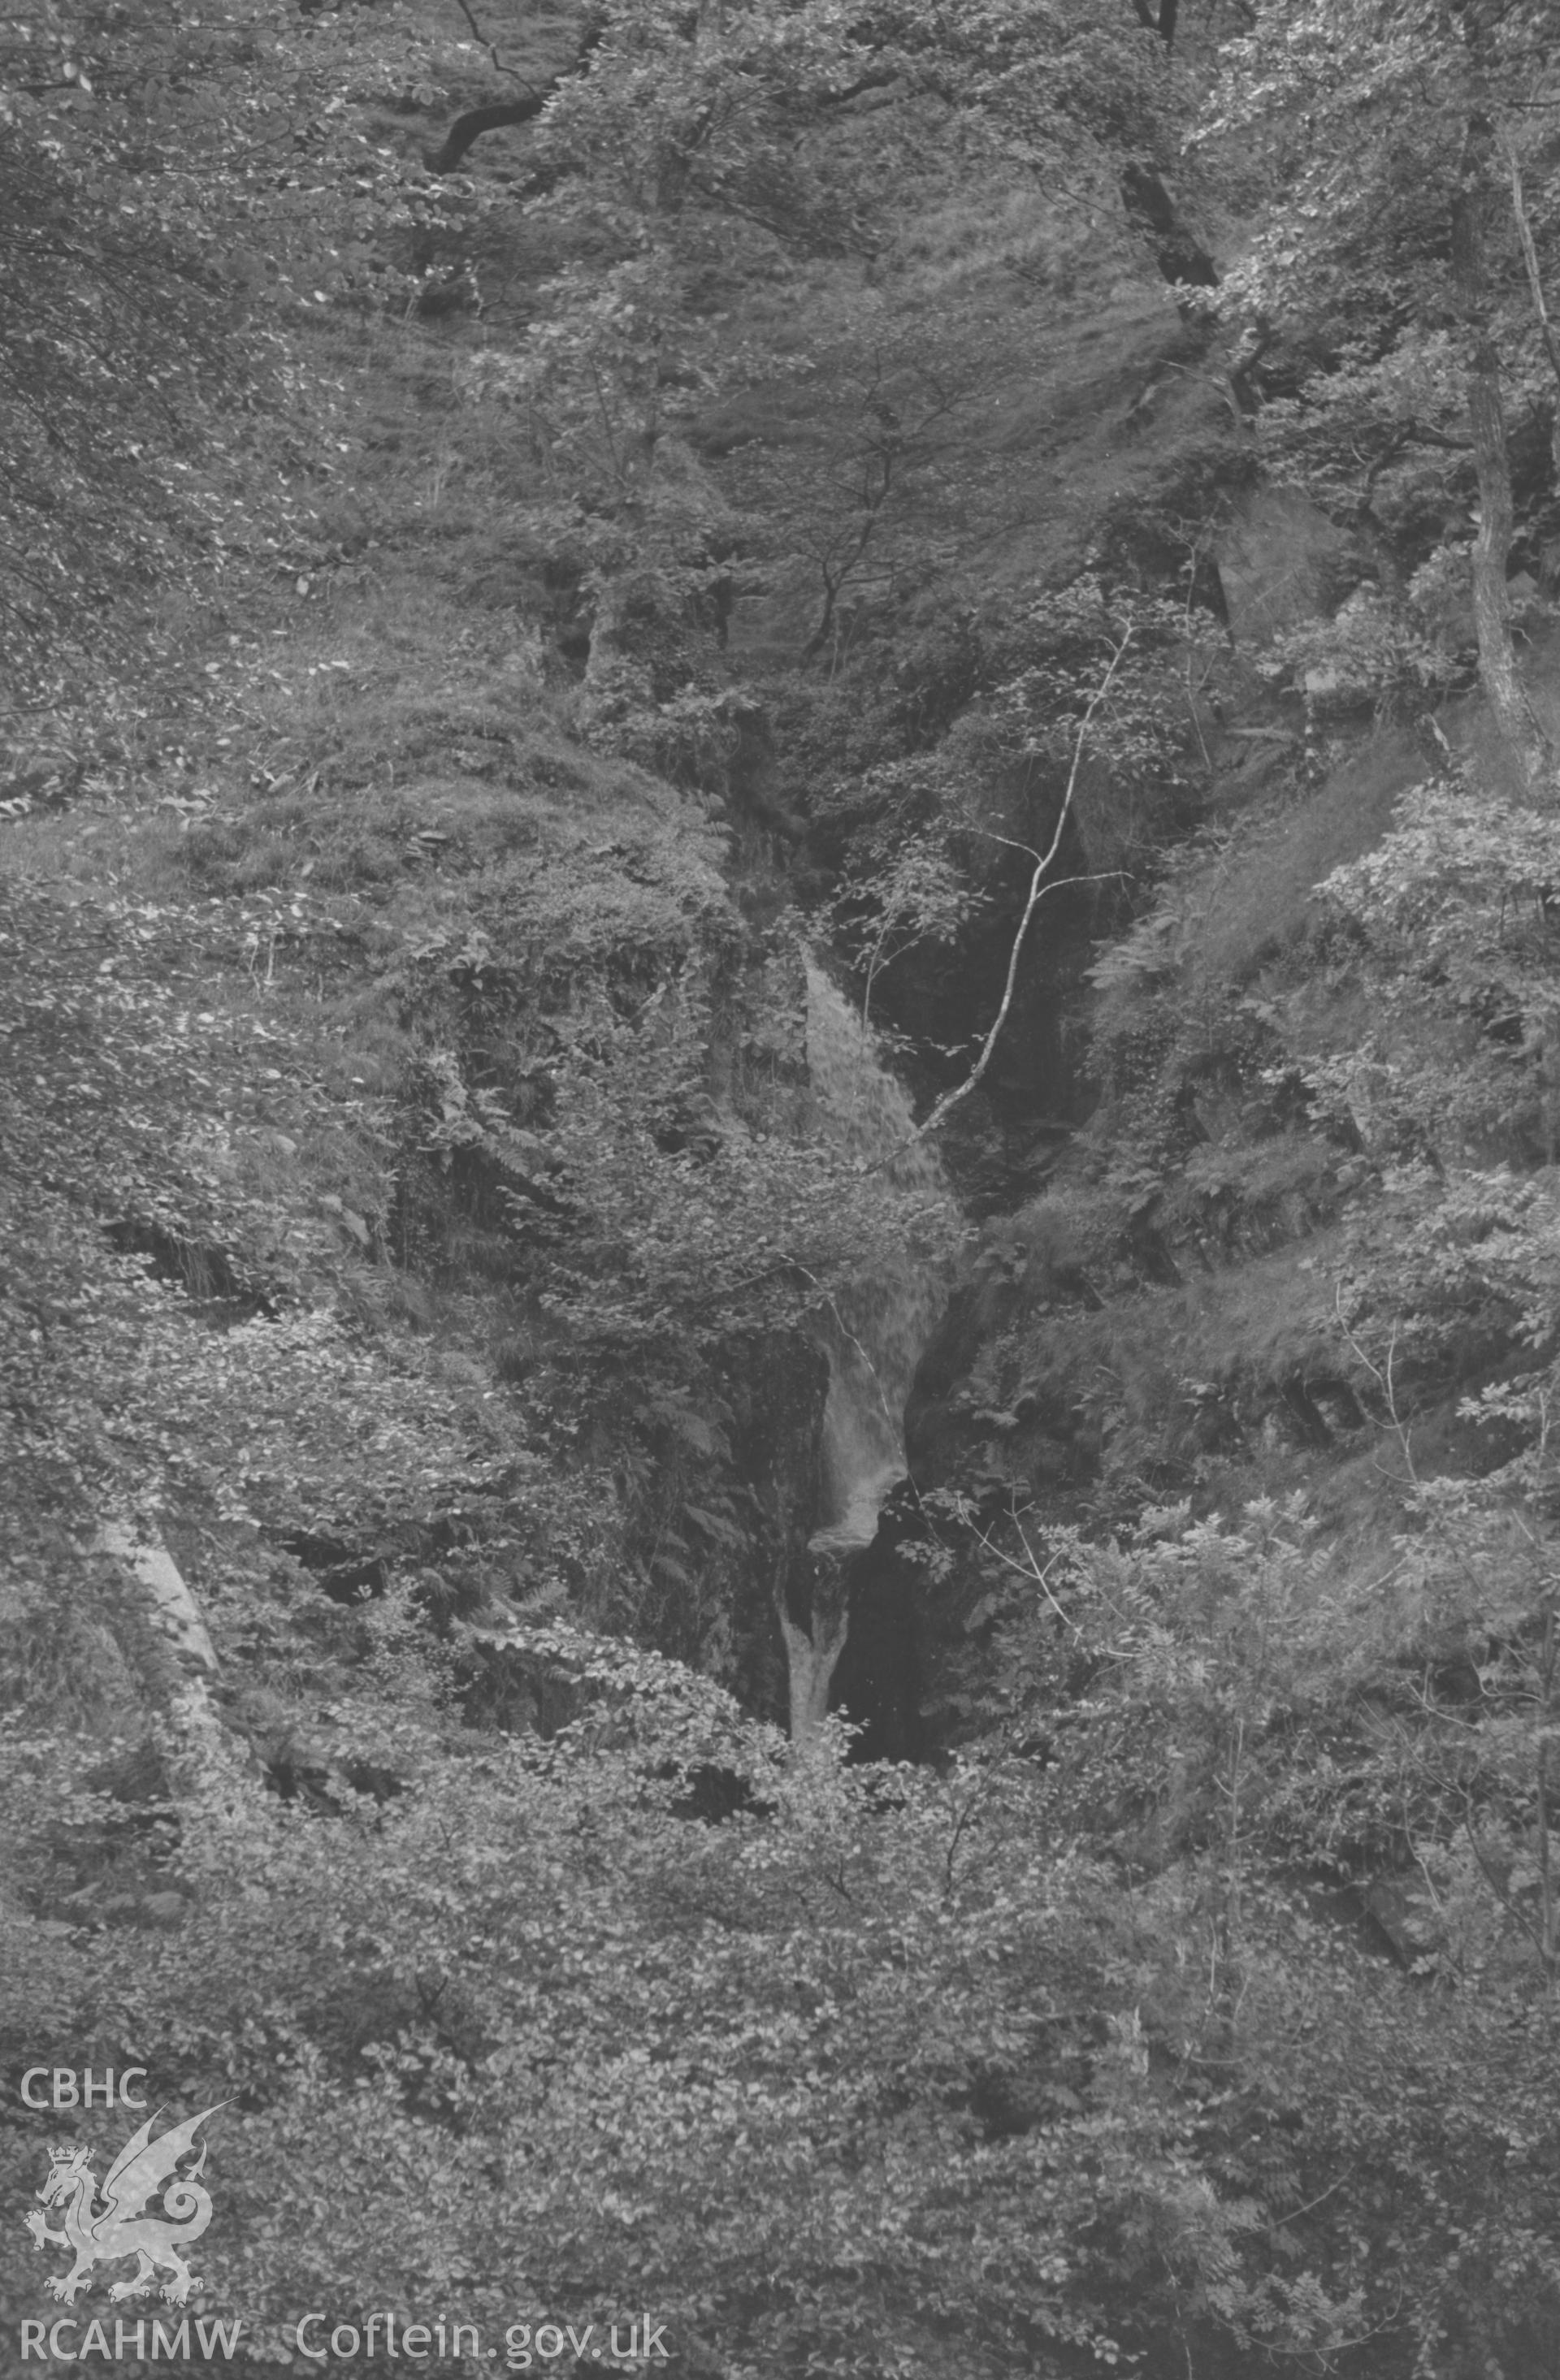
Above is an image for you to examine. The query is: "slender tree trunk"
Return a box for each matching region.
[97,1515,222,1749]
[1506,144,1560,490]
[1129,0,1176,41]
[1448,5,1554,790]
[1538,1601,1558,1984]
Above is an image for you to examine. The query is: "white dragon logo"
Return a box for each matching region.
[24,2105,225,2307]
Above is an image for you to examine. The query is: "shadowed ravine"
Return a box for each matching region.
[784,962,951,1743]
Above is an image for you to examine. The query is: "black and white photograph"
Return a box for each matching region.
[6,2,1560,2373]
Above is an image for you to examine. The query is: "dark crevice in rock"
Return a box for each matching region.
[279,1530,390,1603]
[1120,162,1218,289]
[830,1489,928,1765]
[102,1216,276,1319]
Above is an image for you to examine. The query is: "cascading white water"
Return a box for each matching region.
[783,960,951,1741]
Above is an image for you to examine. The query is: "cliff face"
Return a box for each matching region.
[15,6,1560,2373]
[2,0,1263,1764]
[0,0,1528,1755]
[9,0,1560,1867]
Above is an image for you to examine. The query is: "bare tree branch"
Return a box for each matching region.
[913,629,1133,1142]
[449,0,540,92]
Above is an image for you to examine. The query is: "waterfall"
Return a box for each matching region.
[784,959,949,1744]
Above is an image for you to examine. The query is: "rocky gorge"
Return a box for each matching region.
[8,0,1560,2371]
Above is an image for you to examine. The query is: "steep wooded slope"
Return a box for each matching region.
[8,4,1560,2376]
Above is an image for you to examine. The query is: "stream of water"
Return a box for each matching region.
[786,960,951,1737]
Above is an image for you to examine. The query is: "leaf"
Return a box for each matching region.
[680,1502,745,1548]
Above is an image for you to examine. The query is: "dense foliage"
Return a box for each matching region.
[8,2,1560,2378]
[3,1649,1339,2377]
[1202,0,1560,772]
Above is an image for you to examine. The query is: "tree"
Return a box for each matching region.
[1129,0,1181,50]
[1204,0,1560,788]
[0,53,232,675]
[1447,0,1555,785]
[0,0,479,688]
[0,1632,1358,2376]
